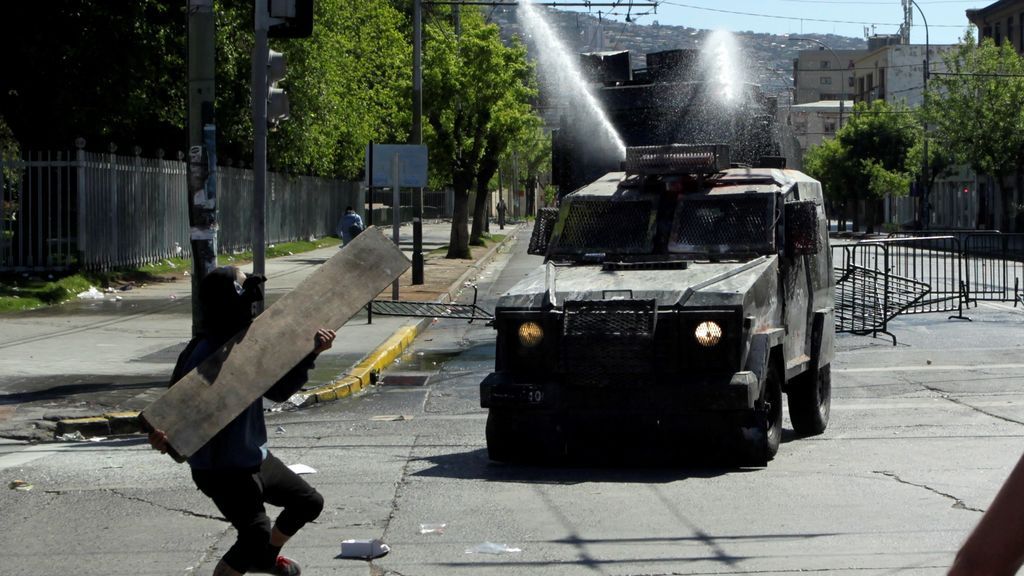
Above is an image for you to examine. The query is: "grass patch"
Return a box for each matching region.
[0,236,342,313]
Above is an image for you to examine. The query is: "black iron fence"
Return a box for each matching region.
[1,146,361,272]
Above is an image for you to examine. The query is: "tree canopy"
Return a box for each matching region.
[421,7,542,257]
[0,0,410,179]
[803,99,919,229]
[924,33,1024,230]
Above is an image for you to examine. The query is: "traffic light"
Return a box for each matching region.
[267,49,289,127]
[268,0,314,39]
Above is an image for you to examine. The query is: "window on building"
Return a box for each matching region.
[983,25,992,42]
[1009,17,1015,45]
[820,76,832,85]
[996,22,1002,45]
[824,120,837,134]
[820,60,831,69]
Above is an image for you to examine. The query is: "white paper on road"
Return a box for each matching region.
[287,463,317,475]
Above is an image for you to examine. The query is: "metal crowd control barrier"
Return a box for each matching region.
[848,236,969,318]
[962,233,1024,307]
[834,263,930,345]
[833,236,970,345]
[835,232,1024,344]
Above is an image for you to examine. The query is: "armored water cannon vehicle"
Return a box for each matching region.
[481,144,834,465]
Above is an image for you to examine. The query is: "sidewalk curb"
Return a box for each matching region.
[54,226,521,437]
[298,225,520,406]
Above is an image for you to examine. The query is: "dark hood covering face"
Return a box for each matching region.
[198,267,265,339]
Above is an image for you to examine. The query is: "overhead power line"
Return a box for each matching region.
[658,1,968,28]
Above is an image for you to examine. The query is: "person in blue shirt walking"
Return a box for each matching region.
[148,266,334,576]
[336,206,364,245]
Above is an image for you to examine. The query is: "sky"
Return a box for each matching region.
[550,0,989,45]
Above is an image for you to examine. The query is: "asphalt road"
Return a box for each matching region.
[2,232,1023,575]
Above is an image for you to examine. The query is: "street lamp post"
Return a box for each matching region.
[794,37,847,130]
[910,0,931,228]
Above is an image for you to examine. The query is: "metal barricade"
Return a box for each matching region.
[849,236,968,317]
[962,233,1024,306]
[834,262,930,345]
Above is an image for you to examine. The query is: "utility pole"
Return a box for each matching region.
[253,1,269,298]
[411,0,424,284]
[187,0,218,335]
[252,0,306,310]
[910,0,931,228]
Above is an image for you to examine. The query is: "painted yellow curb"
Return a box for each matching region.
[301,323,426,406]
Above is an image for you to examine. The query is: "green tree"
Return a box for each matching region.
[0,1,186,151]
[422,8,539,257]
[1,1,409,180]
[925,33,1024,230]
[803,100,918,231]
[471,96,543,245]
[803,137,855,229]
[267,0,411,177]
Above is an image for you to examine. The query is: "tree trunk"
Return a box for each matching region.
[470,179,490,245]
[997,174,1011,232]
[1014,167,1024,233]
[471,154,500,245]
[447,172,473,259]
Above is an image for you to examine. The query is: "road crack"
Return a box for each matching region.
[105,488,225,521]
[922,384,1024,426]
[381,434,417,541]
[873,470,984,512]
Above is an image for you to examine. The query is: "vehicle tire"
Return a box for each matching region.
[485,409,525,462]
[764,362,783,460]
[486,410,563,463]
[787,364,831,436]
[738,360,783,466]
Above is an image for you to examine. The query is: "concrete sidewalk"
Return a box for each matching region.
[0,221,521,440]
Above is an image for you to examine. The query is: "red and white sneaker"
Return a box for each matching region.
[270,556,301,576]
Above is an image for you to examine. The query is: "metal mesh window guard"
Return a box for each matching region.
[550,199,654,256]
[669,195,775,254]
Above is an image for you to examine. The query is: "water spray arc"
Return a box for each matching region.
[517,0,627,159]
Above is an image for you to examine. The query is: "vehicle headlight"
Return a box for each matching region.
[518,321,545,348]
[694,320,723,347]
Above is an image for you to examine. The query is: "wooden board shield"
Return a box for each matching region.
[140,226,410,460]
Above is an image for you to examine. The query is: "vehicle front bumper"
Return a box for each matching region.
[480,370,760,413]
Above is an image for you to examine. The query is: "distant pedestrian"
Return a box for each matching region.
[336,206,364,245]
[497,198,507,230]
[148,266,335,576]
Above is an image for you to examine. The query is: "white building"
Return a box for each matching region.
[782,100,852,159]
[792,49,867,104]
[853,44,955,107]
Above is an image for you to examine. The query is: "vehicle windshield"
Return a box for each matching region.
[547,192,776,260]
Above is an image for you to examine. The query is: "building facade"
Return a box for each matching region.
[781,100,850,160]
[852,44,954,107]
[967,0,1024,52]
[793,48,867,104]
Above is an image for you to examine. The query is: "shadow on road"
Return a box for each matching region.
[411,447,754,485]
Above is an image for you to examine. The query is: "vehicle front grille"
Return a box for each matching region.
[560,299,656,385]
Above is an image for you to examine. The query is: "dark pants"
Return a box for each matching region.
[191,452,324,573]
